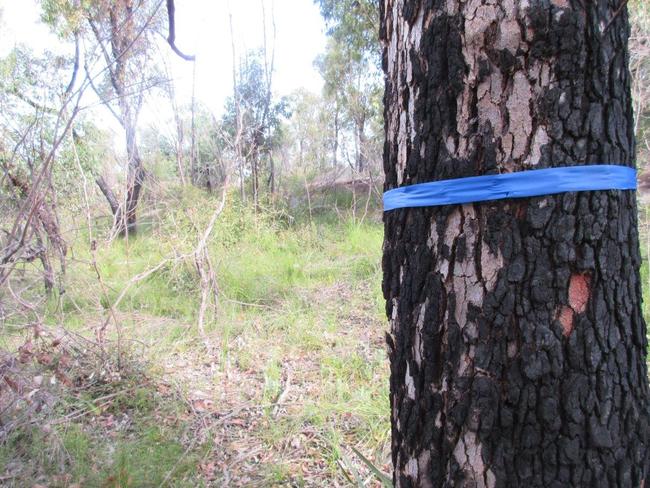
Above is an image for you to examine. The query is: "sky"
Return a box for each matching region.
[164,0,327,112]
[0,0,328,127]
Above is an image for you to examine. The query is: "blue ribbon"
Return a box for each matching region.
[383,165,637,211]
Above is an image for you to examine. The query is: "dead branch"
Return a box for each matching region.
[194,184,228,347]
[165,0,195,61]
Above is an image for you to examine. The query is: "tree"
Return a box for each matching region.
[221,50,287,205]
[0,45,80,295]
[316,38,381,172]
[41,0,161,236]
[41,0,193,236]
[82,0,162,237]
[288,89,334,170]
[381,1,650,486]
[185,103,228,192]
[315,0,382,173]
[316,0,379,66]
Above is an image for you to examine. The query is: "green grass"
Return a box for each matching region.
[0,387,201,487]
[55,423,199,487]
[11,188,650,485]
[100,425,199,487]
[1,189,389,485]
[55,193,383,327]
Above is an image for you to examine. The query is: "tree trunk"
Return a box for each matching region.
[191,60,198,187]
[173,101,187,186]
[96,175,120,216]
[252,144,260,209]
[333,103,340,167]
[36,232,54,295]
[357,114,367,172]
[113,124,144,237]
[268,150,276,194]
[381,1,650,487]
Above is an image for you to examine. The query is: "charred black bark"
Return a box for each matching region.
[381,0,650,486]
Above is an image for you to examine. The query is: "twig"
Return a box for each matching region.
[47,388,136,425]
[194,184,228,349]
[272,369,291,418]
[223,297,279,311]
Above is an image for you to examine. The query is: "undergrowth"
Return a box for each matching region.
[5,186,650,486]
[0,187,389,486]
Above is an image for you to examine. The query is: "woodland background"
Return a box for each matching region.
[0,0,648,486]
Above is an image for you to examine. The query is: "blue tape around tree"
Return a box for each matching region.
[383,164,637,211]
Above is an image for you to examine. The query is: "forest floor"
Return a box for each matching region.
[4,190,650,487]
[0,189,391,487]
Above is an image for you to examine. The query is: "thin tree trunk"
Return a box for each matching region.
[170,81,187,186]
[87,1,146,238]
[261,0,277,198]
[229,12,246,203]
[96,175,119,216]
[36,233,54,294]
[357,114,367,172]
[176,127,186,186]
[333,104,340,167]
[113,124,144,237]
[252,149,260,208]
[190,60,198,186]
[299,137,304,166]
[381,1,650,486]
[268,150,275,194]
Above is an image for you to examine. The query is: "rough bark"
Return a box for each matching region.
[381,1,650,487]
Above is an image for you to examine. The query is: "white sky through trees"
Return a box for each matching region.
[0,0,327,141]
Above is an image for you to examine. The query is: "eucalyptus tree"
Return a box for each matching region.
[166,102,227,192]
[66,0,159,236]
[316,0,379,61]
[41,0,192,236]
[221,50,288,205]
[288,89,333,170]
[382,0,650,486]
[0,44,80,295]
[315,0,382,173]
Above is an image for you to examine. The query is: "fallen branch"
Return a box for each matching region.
[194,185,228,348]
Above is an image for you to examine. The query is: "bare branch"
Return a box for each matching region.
[165,0,195,61]
[64,33,81,97]
[83,61,123,125]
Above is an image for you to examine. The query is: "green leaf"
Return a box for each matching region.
[350,445,392,487]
